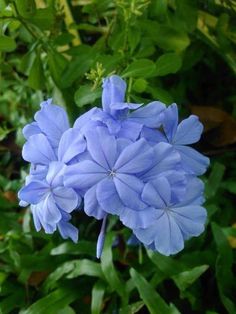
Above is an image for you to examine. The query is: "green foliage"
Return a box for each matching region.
[0,0,236,313]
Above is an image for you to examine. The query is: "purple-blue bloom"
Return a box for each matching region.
[19,74,209,257]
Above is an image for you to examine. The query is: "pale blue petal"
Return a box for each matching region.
[84,185,107,219]
[170,205,207,237]
[142,177,171,208]
[31,205,42,231]
[120,206,161,229]
[175,177,204,206]
[141,127,167,145]
[175,145,210,175]
[53,187,80,213]
[22,134,56,165]
[129,101,166,128]
[73,107,101,129]
[114,174,146,210]
[140,142,181,182]
[114,138,154,174]
[102,75,126,113]
[18,180,49,204]
[164,171,187,203]
[118,120,142,141]
[42,194,62,224]
[57,220,79,243]
[22,122,41,139]
[173,115,203,145]
[35,101,70,148]
[96,178,124,215]
[46,162,65,187]
[64,160,106,191]
[86,127,118,169]
[96,215,107,258]
[162,103,178,142]
[153,214,184,255]
[58,128,86,164]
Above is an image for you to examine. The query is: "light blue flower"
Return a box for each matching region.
[19,161,80,242]
[74,75,166,141]
[142,103,210,175]
[23,99,70,149]
[133,176,207,256]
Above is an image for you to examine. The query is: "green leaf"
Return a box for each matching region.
[48,50,68,88]
[91,280,106,314]
[44,259,104,292]
[146,86,174,105]
[20,287,78,314]
[130,268,180,314]
[50,241,96,256]
[156,53,182,76]
[205,162,225,199]
[26,8,54,30]
[0,36,16,52]
[101,232,127,300]
[28,54,45,90]
[61,46,97,87]
[173,265,209,291]
[74,85,101,108]
[156,26,190,51]
[122,59,156,78]
[211,223,236,314]
[15,0,36,18]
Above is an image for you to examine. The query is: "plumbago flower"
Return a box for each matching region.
[19,75,210,258]
[18,102,86,242]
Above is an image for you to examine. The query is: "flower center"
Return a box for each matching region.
[107,169,116,177]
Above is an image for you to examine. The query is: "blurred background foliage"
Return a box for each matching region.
[0,0,236,313]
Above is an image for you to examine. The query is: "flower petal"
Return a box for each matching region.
[35,100,70,148]
[22,134,56,165]
[86,127,118,169]
[175,145,210,175]
[162,103,178,143]
[57,220,79,243]
[84,185,107,219]
[114,174,146,210]
[140,142,180,182]
[64,160,106,191]
[120,206,161,229]
[118,120,142,141]
[96,178,124,215]
[18,180,49,204]
[22,122,41,139]
[142,177,171,208]
[46,162,65,187]
[170,205,207,237]
[58,128,86,164]
[173,115,203,145]
[102,75,126,113]
[153,214,184,255]
[114,138,154,174]
[42,194,62,224]
[53,187,80,213]
[129,101,166,128]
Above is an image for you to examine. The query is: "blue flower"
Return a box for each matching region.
[20,102,86,241]
[64,126,180,230]
[133,176,207,256]
[142,103,210,175]
[74,75,166,141]
[23,99,70,149]
[19,161,80,242]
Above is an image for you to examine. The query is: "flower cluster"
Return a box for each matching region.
[19,75,209,257]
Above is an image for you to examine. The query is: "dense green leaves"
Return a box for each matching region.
[0,0,236,313]
[0,36,16,52]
